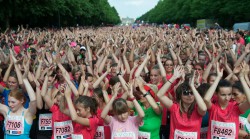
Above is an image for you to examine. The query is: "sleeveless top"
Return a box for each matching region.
[4,109,32,139]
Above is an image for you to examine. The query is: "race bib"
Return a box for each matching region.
[138,131,150,139]
[54,120,73,139]
[211,120,236,139]
[94,126,104,139]
[174,129,197,139]
[39,113,52,130]
[200,127,208,139]
[239,117,247,130]
[5,115,24,135]
[72,134,83,139]
[112,132,136,139]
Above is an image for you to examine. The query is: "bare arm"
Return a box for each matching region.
[157,66,183,108]
[189,71,207,116]
[33,75,43,110]
[238,62,250,113]
[64,85,91,126]
[134,51,150,78]
[156,49,167,83]
[3,56,13,82]
[204,63,223,109]
[234,44,250,67]
[136,78,161,115]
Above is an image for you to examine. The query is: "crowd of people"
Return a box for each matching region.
[0,25,250,139]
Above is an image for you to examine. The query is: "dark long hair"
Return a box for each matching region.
[175,82,195,119]
[74,95,98,115]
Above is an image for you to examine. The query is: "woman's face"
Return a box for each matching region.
[232,88,246,104]
[56,70,64,81]
[181,90,195,105]
[116,112,129,122]
[74,71,81,81]
[55,93,64,104]
[208,75,216,85]
[194,65,203,75]
[180,51,188,62]
[48,76,55,86]
[8,96,24,112]
[87,76,94,89]
[8,77,19,90]
[217,87,232,106]
[164,60,174,73]
[75,103,90,118]
[150,69,161,85]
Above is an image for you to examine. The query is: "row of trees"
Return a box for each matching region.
[138,0,250,28]
[0,0,120,28]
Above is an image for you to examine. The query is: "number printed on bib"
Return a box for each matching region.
[39,113,52,130]
[94,126,104,139]
[200,127,208,139]
[54,120,73,139]
[112,132,136,139]
[138,131,150,139]
[211,120,236,139]
[72,134,84,139]
[5,115,24,135]
[174,129,197,139]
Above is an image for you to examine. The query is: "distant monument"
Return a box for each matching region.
[121,17,135,26]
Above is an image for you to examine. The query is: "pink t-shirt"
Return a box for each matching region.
[73,116,99,139]
[108,116,140,139]
[207,102,242,139]
[169,103,203,139]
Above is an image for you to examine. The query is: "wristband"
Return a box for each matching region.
[143,92,150,97]
[117,72,122,76]
[167,80,172,84]
[128,97,136,101]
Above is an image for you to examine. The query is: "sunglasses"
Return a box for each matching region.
[183,90,193,96]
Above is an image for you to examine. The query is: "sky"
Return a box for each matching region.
[108,0,159,19]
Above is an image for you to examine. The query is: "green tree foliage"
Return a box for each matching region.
[0,0,120,28]
[138,0,250,27]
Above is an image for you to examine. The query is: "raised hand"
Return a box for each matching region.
[135,78,145,92]
[127,82,134,99]
[239,61,248,77]
[216,62,223,78]
[102,78,109,91]
[156,49,162,59]
[33,74,40,87]
[173,66,184,79]
[23,59,30,79]
[64,84,71,98]
[189,70,198,87]
[112,82,120,97]
[82,80,89,89]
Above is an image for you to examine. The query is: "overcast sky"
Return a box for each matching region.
[108,0,159,19]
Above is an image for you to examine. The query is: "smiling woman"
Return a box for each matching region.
[0,65,37,139]
[8,90,26,111]
[157,67,207,139]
